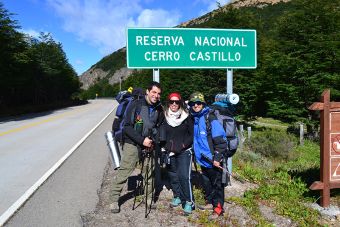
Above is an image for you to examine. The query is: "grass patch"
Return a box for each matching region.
[247,117,290,130]
[188,122,328,226]
[232,127,323,226]
[193,186,206,206]
[230,194,274,227]
[255,117,290,127]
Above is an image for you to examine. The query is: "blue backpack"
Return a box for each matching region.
[112,89,144,142]
[205,104,239,158]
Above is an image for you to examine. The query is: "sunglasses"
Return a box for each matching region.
[169,100,180,105]
[189,101,203,107]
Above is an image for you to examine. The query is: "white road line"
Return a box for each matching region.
[0,104,117,226]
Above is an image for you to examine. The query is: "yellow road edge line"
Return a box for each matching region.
[0,104,96,137]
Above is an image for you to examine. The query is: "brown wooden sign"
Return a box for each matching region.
[309,89,340,207]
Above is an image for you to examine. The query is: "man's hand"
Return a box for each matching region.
[143,137,153,148]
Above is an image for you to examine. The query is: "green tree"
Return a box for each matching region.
[0,3,80,115]
[0,2,29,107]
[264,0,340,121]
[27,33,80,104]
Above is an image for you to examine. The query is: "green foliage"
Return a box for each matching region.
[0,3,81,115]
[236,161,268,184]
[232,124,323,226]
[248,171,320,226]
[188,210,219,226]
[246,129,297,159]
[192,186,205,206]
[258,0,340,121]
[283,140,320,172]
[80,79,117,100]
[231,193,273,226]
[94,49,126,76]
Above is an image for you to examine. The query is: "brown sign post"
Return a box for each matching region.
[309,89,340,207]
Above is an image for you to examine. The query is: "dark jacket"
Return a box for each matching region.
[162,114,193,153]
[123,97,163,147]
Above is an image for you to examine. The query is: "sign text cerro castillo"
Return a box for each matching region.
[126,28,257,69]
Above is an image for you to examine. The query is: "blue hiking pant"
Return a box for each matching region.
[167,149,194,204]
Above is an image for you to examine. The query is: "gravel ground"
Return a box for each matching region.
[82,161,340,226]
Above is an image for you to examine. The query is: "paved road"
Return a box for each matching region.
[0,99,117,226]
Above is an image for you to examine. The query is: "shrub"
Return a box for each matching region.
[192,186,206,206]
[246,129,297,159]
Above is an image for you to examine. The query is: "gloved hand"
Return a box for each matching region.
[213,151,223,162]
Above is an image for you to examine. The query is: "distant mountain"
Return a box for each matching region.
[79,48,134,89]
[79,0,290,90]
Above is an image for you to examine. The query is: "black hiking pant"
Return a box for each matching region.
[200,166,224,208]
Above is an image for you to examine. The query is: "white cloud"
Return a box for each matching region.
[134,9,180,27]
[196,0,232,16]
[47,0,181,55]
[20,28,40,38]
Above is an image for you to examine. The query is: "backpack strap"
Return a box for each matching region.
[121,99,142,146]
[204,110,215,156]
[131,99,142,123]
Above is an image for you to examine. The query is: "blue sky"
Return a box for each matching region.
[3,0,231,75]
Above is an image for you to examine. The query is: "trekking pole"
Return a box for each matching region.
[201,153,246,184]
[150,149,155,207]
[144,151,150,218]
[133,150,146,210]
[145,149,156,218]
[201,153,231,175]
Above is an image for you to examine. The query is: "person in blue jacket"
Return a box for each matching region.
[189,92,228,218]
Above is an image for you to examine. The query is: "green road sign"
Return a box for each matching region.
[126,28,256,69]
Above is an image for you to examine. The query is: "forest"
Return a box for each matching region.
[82,0,340,130]
[0,2,81,116]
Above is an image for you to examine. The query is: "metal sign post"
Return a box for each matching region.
[309,89,340,207]
[227,69,233,172]
[153,69,159,82]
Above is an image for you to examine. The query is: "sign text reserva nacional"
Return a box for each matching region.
[136,35,247,62]
[126,28,257,69]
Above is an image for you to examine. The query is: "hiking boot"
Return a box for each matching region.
[197,203,213,210]
[211,202,223,218]
[170,197,181,208]
[109,202,120,213]
[183,201,193,215]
